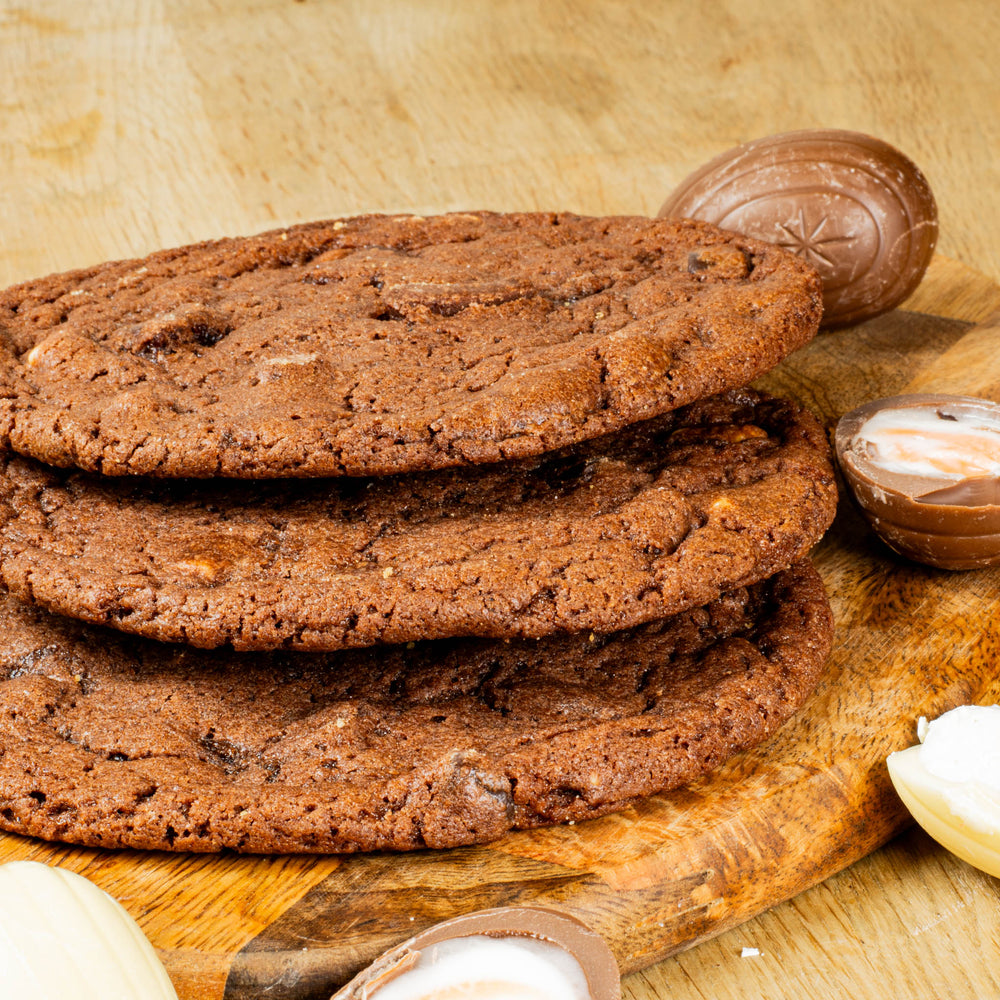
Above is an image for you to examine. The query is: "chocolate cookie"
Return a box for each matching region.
[0,212,821,478]
[0,561,833,853]
[0,391,837,651]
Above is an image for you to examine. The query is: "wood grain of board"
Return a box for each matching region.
[3,2,1000,997]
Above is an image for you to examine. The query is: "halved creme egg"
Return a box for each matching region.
[834,393,1000,569]
[887,705,1000,877]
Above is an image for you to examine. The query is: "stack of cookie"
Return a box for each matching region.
[0,212,836,853]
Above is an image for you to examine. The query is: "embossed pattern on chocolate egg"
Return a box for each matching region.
[659,130,938,328]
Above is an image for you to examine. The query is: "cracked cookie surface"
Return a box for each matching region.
[0,390,837,650]
[0,561,832,853]
[0,212,821,478]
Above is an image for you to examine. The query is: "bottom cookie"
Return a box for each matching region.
[0,562,832,853]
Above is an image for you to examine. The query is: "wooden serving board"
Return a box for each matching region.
[2,255,1000,1000]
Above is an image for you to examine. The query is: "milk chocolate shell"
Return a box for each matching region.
[835,393,1000,569]
[330,907,621,999]
[659,130,938,328]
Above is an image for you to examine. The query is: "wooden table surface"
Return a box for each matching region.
[2,2,999,997]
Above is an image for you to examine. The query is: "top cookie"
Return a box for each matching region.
[0,213,822,477]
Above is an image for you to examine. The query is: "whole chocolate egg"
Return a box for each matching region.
[659,130,938,328]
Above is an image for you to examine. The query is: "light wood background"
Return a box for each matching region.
[2,2,999,997]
